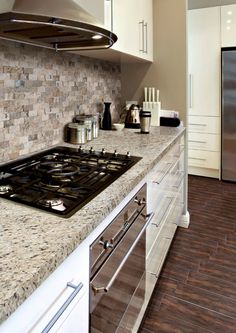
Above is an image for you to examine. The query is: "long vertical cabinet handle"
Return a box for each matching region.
[139,20,144,52]
[189,74,193,109]
[41,282,83,333]
[144,22,148,53]
[110,0,113,32]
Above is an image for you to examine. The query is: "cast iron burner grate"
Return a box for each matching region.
[0,146,142,217]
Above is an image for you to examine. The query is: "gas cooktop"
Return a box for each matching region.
[0,146,141,217]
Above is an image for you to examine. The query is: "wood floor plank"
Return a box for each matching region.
[160,295,236,333]
[198,260,236,284]
[139,176,236,333]
[186,271,236,301]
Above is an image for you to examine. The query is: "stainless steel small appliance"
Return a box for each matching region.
[0,146,141,217]
[90,184,153,332]
[125,104,140,129]
[140,110,151,133]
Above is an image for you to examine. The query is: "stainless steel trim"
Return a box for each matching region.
[91,212,154,294]
[41,282,83,333]
[11,18,108,39]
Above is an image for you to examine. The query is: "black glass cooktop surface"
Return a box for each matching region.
[0,146,141,217]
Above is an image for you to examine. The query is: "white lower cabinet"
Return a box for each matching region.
[0,241,90,333]
[146,134,186,295]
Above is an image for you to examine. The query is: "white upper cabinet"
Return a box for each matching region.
[79,0,153,61]
[221,5,236,47]
[112,0,153,61]
[188,7,221,117]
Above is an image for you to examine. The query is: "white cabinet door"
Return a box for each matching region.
[188,7,220,117]
[221,5,236,47]
[112,0,153,61]
[112,0,138,55]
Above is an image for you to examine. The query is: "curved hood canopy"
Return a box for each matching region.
[0,0,117,51]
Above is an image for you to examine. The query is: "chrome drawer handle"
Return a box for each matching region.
[189,157,206,161]
[189,123,207,126]
[189,140,206,144]
[41,282,83,333]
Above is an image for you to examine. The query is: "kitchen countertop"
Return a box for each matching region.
[0,126,185,323]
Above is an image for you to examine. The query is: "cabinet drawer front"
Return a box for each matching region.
[188,115,220,134]
[146,235,172,277]
[188,133,220,151]
[188,150,219,169]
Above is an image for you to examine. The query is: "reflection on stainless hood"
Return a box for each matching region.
[0,0,117,51]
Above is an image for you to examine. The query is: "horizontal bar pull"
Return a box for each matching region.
[188,140,206,144]
[189,123,207,126]
[189,157,206,161]
[41,282,83,333]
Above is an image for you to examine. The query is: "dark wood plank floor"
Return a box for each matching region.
[139,175,236,333]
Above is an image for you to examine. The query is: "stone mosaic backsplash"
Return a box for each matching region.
[0,40,121,163]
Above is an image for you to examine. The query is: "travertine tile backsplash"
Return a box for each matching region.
[0,40,121,163]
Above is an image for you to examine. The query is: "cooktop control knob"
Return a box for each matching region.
[126,151,131,158]
[113,150,118,157]
[90,147,94,154]
[101,148,106,155]
[78,145,83,152]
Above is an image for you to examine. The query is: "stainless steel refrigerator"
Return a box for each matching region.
[222,48,236,182]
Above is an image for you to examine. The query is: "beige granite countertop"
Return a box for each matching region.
[0,126,185,323]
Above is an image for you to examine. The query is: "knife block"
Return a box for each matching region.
[142,102,160,126]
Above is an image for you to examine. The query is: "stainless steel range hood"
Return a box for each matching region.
[0,0,117,51]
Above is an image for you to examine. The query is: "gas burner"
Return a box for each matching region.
[36,161,80,178]
[38,198,66,211]
[58,185,91,197]
[0,184,13,194]
[43,153,60,160]
[10,174,33,184]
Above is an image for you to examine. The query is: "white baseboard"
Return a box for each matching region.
[188,166,219,179]
[179,211,190,228]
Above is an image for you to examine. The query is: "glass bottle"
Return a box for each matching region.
[102,102,112,130]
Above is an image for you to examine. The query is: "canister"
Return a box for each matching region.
[67,123,87,144]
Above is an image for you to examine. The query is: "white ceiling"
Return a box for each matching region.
[188,0,236,9]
